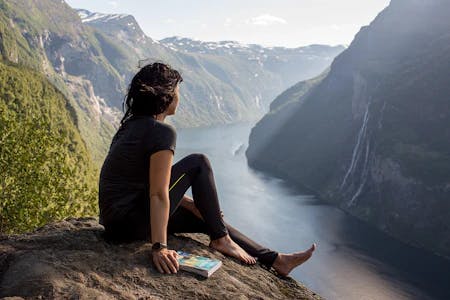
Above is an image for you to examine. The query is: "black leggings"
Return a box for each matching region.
[104,153,279,268]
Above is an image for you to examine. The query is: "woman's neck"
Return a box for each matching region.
[153,113,167,122]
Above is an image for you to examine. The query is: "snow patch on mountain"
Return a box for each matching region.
[77,9,129,23]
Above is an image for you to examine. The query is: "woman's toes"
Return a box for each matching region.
[243,255,251,264]
[246,255,256,265]
[210,236,257,265]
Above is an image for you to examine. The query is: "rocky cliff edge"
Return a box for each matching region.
[0,217,321,299]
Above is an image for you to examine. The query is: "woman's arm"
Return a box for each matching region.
[149,149,179,274]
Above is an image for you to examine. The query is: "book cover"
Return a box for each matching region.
[176,250,222,278]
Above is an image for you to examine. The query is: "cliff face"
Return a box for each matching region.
[246,0,450,258]
[0,218,321,300]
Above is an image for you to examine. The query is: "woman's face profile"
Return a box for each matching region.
[166,84,180,115]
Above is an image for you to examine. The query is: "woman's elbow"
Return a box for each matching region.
[149,189,169,202]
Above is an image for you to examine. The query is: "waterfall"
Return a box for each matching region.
[340,104,370,190]
[348,139,371,206]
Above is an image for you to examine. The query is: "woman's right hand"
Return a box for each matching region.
[152,248,180,274]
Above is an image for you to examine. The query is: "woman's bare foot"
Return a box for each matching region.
[209,234,257,265]
[272,243,316,277]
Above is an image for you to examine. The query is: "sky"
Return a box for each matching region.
[65,0,391,48]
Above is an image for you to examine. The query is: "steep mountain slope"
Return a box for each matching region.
[0,0,120,164]
[0,60,97,233]
[246,0,450,258]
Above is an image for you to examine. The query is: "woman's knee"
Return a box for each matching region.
[187,153,212,170]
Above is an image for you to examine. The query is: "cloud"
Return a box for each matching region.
[165,18,175,24]
[224,17,232,27]
[108,1,119,8]
[245,14,287,26]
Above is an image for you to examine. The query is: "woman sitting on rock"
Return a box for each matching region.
[98,61,316,276]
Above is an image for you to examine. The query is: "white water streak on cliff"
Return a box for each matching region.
[340,104,370,189]
[348,139,371,206]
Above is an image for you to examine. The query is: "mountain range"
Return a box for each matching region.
[78,8,344,127]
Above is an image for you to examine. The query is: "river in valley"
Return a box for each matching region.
[173,121,450,300]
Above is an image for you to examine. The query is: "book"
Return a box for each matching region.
[176,250,222,278]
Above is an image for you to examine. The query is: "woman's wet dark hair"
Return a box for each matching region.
[120,61,183,125]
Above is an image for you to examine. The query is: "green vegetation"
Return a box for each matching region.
[0,60,98,234]
[0,0,120,166]
[0,0,43,69]
[5,0,82,36]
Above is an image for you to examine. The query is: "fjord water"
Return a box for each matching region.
[174,121,450,300]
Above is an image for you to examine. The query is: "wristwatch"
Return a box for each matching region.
[152,242,168,251]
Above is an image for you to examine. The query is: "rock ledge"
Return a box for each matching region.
[0,217,321,299]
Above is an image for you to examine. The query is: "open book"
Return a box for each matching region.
[177,250,222,278]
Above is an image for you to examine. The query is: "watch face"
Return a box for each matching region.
[152,242,167,250]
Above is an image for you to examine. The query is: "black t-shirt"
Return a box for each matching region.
[98,115,176,225]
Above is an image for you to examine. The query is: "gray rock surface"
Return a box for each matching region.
[0,218,321,300]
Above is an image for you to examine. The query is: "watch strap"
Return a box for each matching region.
[152,242,168,251]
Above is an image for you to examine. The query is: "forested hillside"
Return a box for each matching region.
[0,60,97,233]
